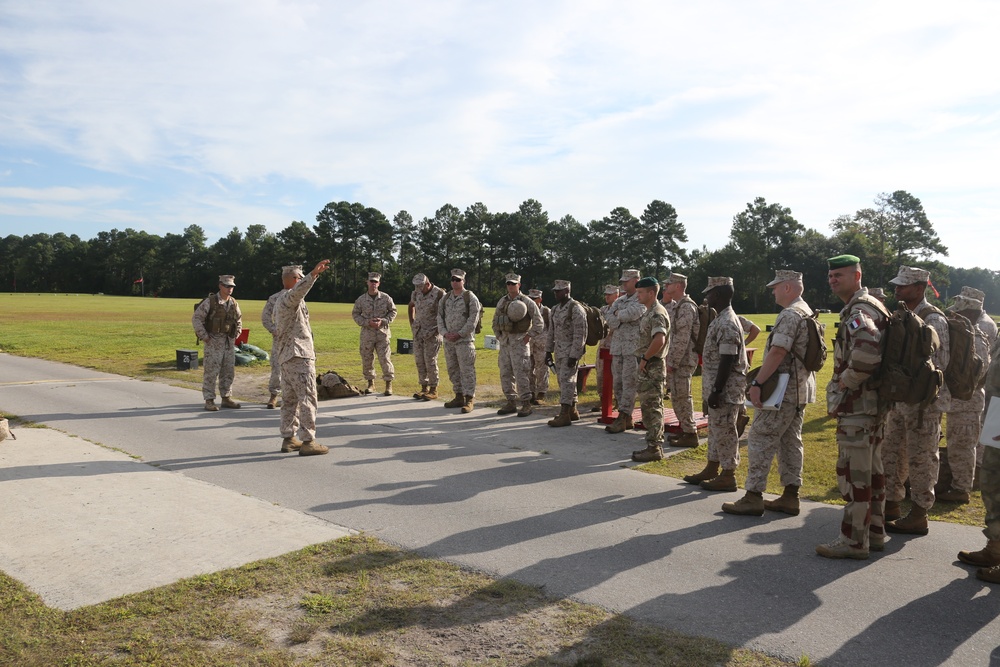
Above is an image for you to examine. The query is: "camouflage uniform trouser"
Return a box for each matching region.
[360,329,394,381]
[444,340,477,397]
[982,446,1000,540]
[529,345,550,395]
[639,359,666,444]
[413,334,442,387]
[612,354,639,414]
[268,341,281,395]
[669,365,697,434]
[280,357,318,442]
[498,337,532,401]
[202,334,236,401]
[836,416,886,550]
[947,410,983,493]
[883,404,942,509]
[555,359,580,405]
[744,401,805,493]
[707,403,741,469]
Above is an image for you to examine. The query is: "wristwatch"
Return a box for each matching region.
[750,379,762,388]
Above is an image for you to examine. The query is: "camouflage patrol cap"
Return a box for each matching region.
[603,284,620,295]
[450,268,466,279]
[504,272,521,284]
[868,287,886,299]
[766,270,802,287]
[960,286,986,301]
[368,272,381,282]
[663,273,688,285]
[619,268,641,282]
[701,276,734,293]
[553,279,571,291]
[828,254,861,269]
[949,295,984,312]
[412,272,428,285]
[528,289,543,299]
[282,264,304,278]
[219,275,236,287]
[889,265,930,285]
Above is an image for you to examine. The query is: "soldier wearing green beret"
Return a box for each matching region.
[631,277,671,462]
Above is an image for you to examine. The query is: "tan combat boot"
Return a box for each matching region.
[869,530,886,552]
[548,405,572,427]
[497,400,517,415]
[722,491,764,516]
[959,539,1000,568]
[700,469,737,492]
[570,402,580,421]
[671,431,700,448]
[298,440,329,456]
[937,488,971,504]
[422,385,438,401]
[280,437,302,453]
[623,413,634,429]
[204,400,219,412]
[444,393,464,408]
[884,500,902,522]
[461,395,475,413]
[683,460,719,485]
[384,380,393,396]
[816,535,869,560]
[530,392,541,406]
[605,414,628,434]
[517,400,533,417]
[886,505,928,535]
[364,379,375,395]
[221,396,241,409]
[763,485,800,516]
[413,385,428,400]
[631,445,663,462]
[977,565,1000,584]
[266,393,279,409]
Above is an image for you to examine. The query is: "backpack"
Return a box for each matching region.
[943,311,987,401]
[316,370,362,399]
[876,302,942,410]
[443,290,483,335]
[792,310,828,372]
[692,304,717,355]
[570,301,610,346]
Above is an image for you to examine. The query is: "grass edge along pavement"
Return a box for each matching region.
[0,534,800,667]
[0,292,985,527]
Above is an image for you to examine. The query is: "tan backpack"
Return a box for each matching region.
[876,302,942,411]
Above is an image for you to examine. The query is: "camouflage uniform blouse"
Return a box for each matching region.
[410,285,446,340]
[826,288,887,420]
[635,302,670,360]
[666,295,699,369]
[605,292,645,356]
[702,305,748,404]
[352,291,397,335]
[764,296,817,406]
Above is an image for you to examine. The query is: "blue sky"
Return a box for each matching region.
[1,1,998,269]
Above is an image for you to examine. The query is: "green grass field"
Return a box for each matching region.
[0,292,983,527]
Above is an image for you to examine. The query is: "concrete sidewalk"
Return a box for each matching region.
[1,353,999,666]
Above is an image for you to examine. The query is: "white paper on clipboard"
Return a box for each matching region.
[981,399,1000,449]
[744,373,790,411]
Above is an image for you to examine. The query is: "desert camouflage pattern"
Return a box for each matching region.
[275,274,320,441]
[666,296,699,369]
[607,292,645,413]
[438,289,482,396]
[707,403,741,469]
[262,289,286,395]
[826,289,887,418]
[637,301,670,444]
[193,294,242,401]
[548,298,588,404]
[978,310,998,348]
[914,300,952,412]
[596,303,613,398]
[883,403,942,510]
[410,284,446,387]
[444,341,477,396]
[981,447,1000,541]
[945,317,990,490]
[495,295,544,401]
[701,306,748,405]
[765,296,818,405]
[353,291,398,382]
[745,403,805,493]
[529,304,551,396]
[836,417,886,550]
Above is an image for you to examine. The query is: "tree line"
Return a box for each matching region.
[2,190,996,313]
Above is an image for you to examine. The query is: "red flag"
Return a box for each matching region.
[928,279,939,299]
[134,277,144,284]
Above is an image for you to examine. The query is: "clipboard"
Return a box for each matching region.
[981,399,1000,449]
[744,373,790,411]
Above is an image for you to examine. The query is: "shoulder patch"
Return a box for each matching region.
[848,315,864,331]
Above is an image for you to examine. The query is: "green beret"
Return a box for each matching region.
[636,276,659,288]
[828,254,861,269]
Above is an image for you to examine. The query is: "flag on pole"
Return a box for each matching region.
[134,277,144,284]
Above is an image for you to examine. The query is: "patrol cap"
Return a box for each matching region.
[828,254,861,269]
[412,272,428,285]
[766,270,803,287]
[868,287,886,299]
[960,286,986,301]
[553,279,571,291]
[619,268,641,282]
[504,272,521,284]
[949,295,983,312]
[527,289,543,299]
[603,284,620,295]
[367,272,381,282]
[450,268,466,279]
[636,276,659,289]
[702,276,733,293]
[663,273,687,285]
[888,265,930,286]
[219,275,236,287]
[282,264,304,279]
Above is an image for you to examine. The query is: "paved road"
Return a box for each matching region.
[1,353,998,666]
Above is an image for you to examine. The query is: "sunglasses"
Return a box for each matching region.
[368,279,379,283]
[451,277,463,282]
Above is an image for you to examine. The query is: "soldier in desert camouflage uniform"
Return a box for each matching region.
[493,273,544,417]
[192,275,242,411]
[630,277,671,462]
[274,261,331,456]
[816,255,890,559]
[408,273,446,400]
[592,284,620,412]
[605,269,645,433]
[663,273,701,448]
[352,272,397,396]
[684,277,747,492]
[528,289,551,404]
[438,269,481,413]
[261,280,286,409]
[882,266,951,536]
[723,270,817,517]
[546,280,588,427]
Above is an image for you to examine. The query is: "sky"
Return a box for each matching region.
[1,1,998,269]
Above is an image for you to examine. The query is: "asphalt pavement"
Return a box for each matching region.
[1,353,998,666]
